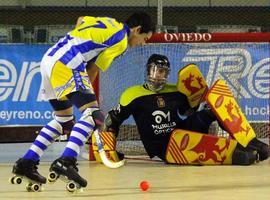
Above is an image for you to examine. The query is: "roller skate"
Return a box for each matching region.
[232,146,257,165]
[9,158,46,192]
[47,157,87,192]
[246,138,269,161]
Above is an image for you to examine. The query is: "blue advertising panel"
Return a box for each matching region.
[0,44,53,125]
[0,44,85,126]
[0,43,269,126]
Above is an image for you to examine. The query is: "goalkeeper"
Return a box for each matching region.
[102,54,269,165]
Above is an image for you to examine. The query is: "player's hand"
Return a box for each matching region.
[103,113,119,136]
[116,151,125,160]
[201,102,216,120]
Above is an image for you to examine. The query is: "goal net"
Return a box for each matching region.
[96,32,270,156]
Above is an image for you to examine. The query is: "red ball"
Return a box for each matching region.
[140,181,150,191]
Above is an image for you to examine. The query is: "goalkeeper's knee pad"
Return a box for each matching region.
[91,131,122,163]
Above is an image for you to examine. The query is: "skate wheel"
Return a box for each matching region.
[14,176,23,184]
[9,176,22,184]
[9,177,15,184]
[47,172,58,183]
[66,181,77,192]
[26,183,33,192]
[31,183,41,192]
[26,183,41,192]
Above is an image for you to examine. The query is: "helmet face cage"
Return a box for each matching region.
[145,59,170,92]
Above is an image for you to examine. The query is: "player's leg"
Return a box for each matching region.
[12,56,79,185]
[165,129,256,165]
[178,65,268,161]
[49,91,102,187]
[12,100,75,184]
[48,60,121,186]
[179,102,216,134]
[206,79,269,161]
[177,64,216,133]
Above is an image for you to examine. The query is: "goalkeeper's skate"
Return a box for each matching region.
[232,144,257,165]
[9,158,46,192]
[238,138,269,161]
[48,157,87,192]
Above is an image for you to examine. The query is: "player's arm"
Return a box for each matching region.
[86,33,127,83]
[94,36,128,72]
[104,104,131,137]
[86,62,99,84]
[178,93,197,116]
[92,102,131,163]
[85,41,126,86]
[76,16,84,27]
[176,92,216,133]
[76,16,97,29]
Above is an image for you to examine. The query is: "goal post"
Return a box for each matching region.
[92,32,270,158]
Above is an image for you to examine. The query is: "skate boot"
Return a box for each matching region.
[9,158,46,192]
[246,138,269,161]
[48,157,87,192]
[232,146,257,165]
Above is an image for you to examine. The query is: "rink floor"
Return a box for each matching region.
[0,142,270,200]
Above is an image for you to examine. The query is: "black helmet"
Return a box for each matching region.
[145,54,170,92]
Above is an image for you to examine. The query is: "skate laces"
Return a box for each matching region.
[62,157,79,171]
[22,159,39,172]
[74,163,79,172]
[69,160,79,171]
[30,160,40,171]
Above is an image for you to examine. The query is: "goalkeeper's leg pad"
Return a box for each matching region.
[165,129,237,165]
[205,79,256,147]
[92,131,123,162]
[177,64,208,108]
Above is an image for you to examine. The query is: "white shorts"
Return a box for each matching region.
[40,54,94,101]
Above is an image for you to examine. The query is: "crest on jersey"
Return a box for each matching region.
[156,96,165,108]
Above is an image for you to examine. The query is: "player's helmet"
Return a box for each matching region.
[145,54,170,92]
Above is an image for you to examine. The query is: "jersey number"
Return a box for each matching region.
[78,21,107,31]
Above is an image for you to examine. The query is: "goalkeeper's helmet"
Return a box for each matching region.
[145,54,170,92]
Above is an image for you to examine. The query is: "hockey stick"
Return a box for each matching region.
[93,129,125,168]
[125,156,163,163]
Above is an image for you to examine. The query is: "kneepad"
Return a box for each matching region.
[91,131,122,162]
[82,107,105,130]
[55,115,75,137]
[61,119,75,137]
